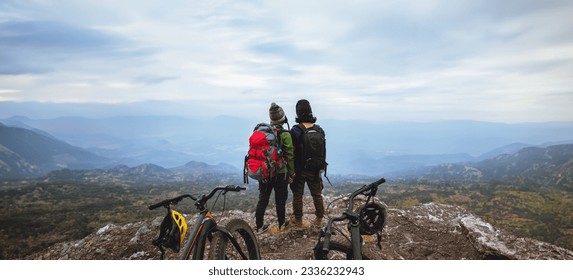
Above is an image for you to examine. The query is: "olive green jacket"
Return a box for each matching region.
[277,125,295,176]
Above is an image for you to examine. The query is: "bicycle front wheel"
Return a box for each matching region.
[211,219,260,260]
[314,241,370,260]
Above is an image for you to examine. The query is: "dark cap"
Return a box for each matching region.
[295,99,317,123]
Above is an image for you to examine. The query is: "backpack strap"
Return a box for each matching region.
[295,123,309,149]
[275,126,284,151]
[284,116,291,131]
[295,124,307,168]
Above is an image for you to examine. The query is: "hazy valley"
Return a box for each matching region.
[1,115,573,259]
[3,115,573,177]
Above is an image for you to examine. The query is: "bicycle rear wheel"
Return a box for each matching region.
[314,241,370,260]
[211,219,260,260]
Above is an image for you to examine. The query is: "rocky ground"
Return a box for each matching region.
[26,196,573,260]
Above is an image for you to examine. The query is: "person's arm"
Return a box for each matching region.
[282,131,295,176]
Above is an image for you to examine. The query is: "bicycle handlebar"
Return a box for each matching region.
[348,177,385,210]
[148,194,194,210]
[148,185,246,210]
[320,177,385,254]
[368,177,386,189]
[325,177,386,223]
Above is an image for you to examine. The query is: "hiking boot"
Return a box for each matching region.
[267,224,281,235]
[289,217,303,228]
[312,217,323,227]
[256,224,269,234]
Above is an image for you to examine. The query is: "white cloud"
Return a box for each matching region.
[0,0,572,122]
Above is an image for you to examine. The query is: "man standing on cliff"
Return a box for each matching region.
[289,99,326,227]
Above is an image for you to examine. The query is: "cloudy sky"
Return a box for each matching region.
[1,0,572,122]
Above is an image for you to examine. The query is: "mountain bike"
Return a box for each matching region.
[314,178,387,260]
[148,185,260,260]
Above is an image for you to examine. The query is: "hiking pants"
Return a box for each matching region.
[255,175,289,229]
[290,169,324,220]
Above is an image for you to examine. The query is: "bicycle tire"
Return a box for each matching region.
[210,218,260,260]
[314,240,370,260]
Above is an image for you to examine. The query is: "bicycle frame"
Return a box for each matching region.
[149,185,251,260]
[179,209,213,260]
[180,208,249,260]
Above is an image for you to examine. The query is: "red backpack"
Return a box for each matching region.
[244,123,286,183]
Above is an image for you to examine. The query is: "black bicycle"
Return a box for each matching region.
[314,178,387,260]
[149,185,260,260]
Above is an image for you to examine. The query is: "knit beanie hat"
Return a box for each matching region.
[295,99,317,123]
[269,102,286,124]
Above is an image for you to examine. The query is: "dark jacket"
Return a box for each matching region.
[290,123,326,173]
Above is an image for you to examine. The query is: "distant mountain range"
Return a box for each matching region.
[0,121,240,180]
[2,116,573,180]
[328,120,573,176]
[408,144,573,189]
[1,115,249,169]
[0,123,109,178]
[44,161,239,184]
